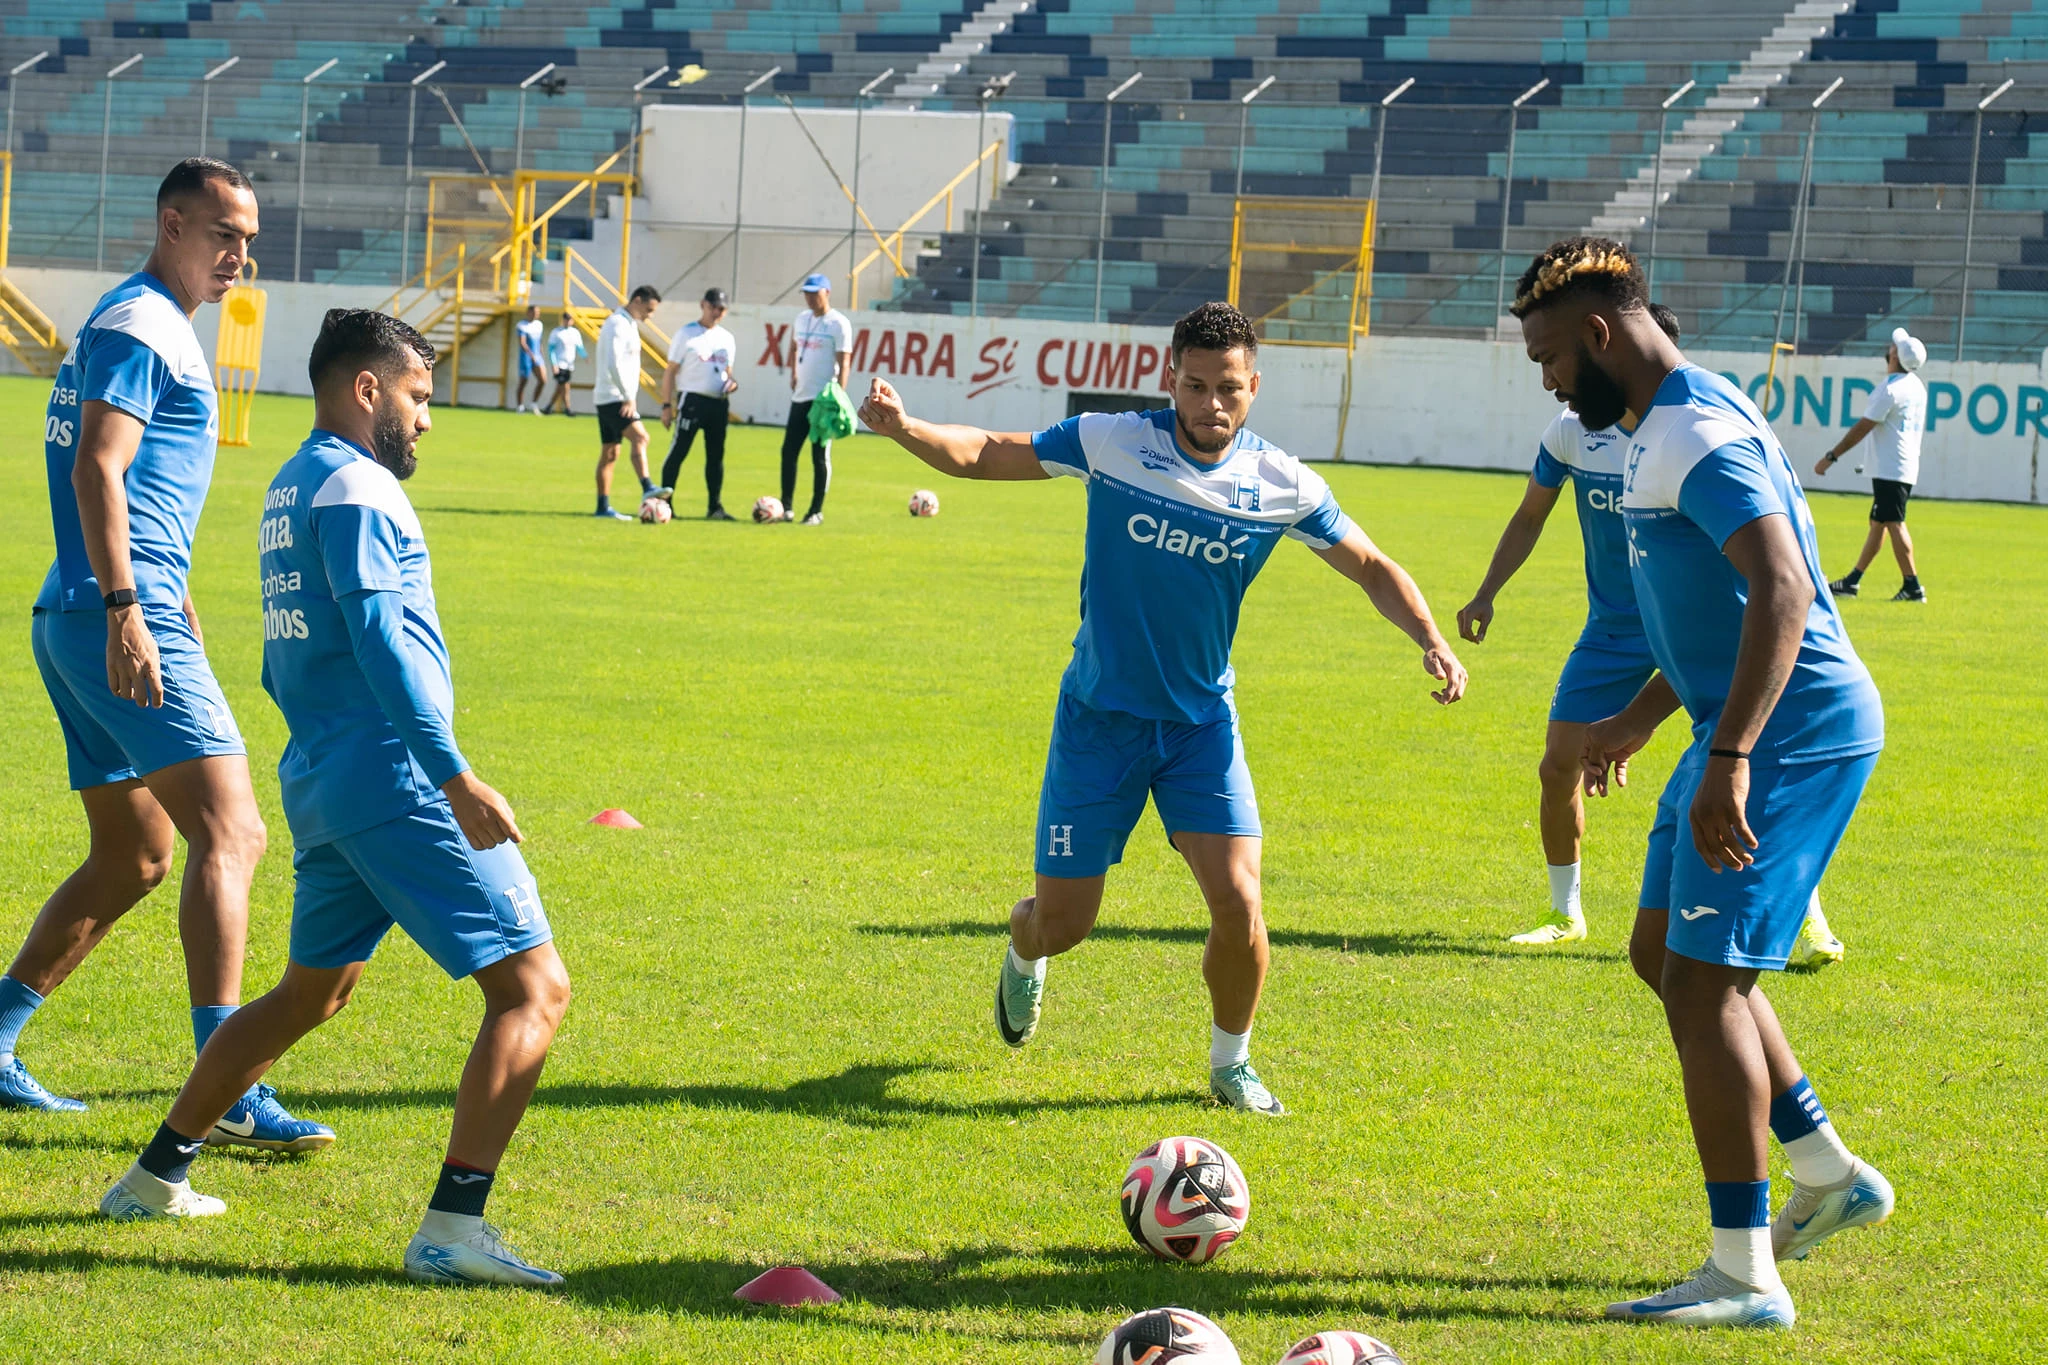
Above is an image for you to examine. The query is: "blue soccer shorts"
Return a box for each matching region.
[1034,691,1261,878]
[1640,746,1879,970]
[31,606,246,790]
[290,798,552,980]
[1549,628,1659,725]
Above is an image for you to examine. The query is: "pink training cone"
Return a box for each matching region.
[587,809,643,829]
[734,1266,842,1306]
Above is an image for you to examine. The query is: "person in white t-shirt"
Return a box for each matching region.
[1816,326,1929,602]
[591,284,662,521]
[659,287,740,519]
[779,273,853,525]
[543,314,584,416]
[511,305,545,413]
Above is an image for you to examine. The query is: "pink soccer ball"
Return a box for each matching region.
[1277,1332,1405,1365]
[908,488,940,517]
[752,495,785,523]
[1120,1135,1249,1265]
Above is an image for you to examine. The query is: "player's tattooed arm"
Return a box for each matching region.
[73,401,163,707]
[857,378,1049,481]
[1458,476,1562,642]
[1313,525,1468,705]
[1581,673,1681,797]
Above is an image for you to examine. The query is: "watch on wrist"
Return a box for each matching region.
[102,588,138,610]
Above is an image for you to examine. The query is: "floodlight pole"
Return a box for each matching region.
[731,67,782,301]
[1364,76,1413,259]
[294,57,338,284]
[97,54,143,271]
[1643,78,1694,290]
[631,65,669,185]
[198,55,238,159]
[1784,76,1842,357]
[1956,76,2012,361]
[969,71,1012,320]
[1233,74,1276,204]
[401,60,446,285]
[1493,77,1549,337]
[6,51,48,165]
[515,62,556,175]
[849,67,895,286]
[1093,71,1143,324]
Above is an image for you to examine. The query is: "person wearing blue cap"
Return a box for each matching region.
[781,274,853,524]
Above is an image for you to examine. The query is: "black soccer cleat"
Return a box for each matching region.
[1828,576,1859,598]
[1891,584,1927,602]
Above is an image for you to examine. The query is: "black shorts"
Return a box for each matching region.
[597,402,640,445]
[1870,478,1912,523]
[553,367,572,386]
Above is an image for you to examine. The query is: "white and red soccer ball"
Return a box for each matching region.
[1094,1307,1240,1365]
[908,488,940,517]
[1120,1136,1249,1265]
[638,496,672,524]
[752,495,785,523]
[1277,1332,1405,1365]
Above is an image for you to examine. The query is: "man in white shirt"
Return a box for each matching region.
[592,285,662,521]
[1816,327,1929,602]
[780,273,853,525]
[543,313,583,417]
[659,288,740,520]
[510,305,545,414]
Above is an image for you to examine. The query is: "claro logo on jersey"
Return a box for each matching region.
[1127,513,1249,564]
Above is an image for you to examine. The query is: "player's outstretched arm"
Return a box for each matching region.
[1582,672,1681,798]
[857,377,1049,481]
[1314,525,1468,705]
[1457,476,1562,642]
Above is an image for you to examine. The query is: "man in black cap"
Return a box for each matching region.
[659,288,740,520]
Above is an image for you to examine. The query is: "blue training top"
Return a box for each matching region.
[38,271,219,613]
[1532,407,1641,637]
[1622,366,1884,766]
[1032,408,1354,725]
[259,431,468,847]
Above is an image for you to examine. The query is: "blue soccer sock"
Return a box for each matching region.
[1770,1075,1856,1186]
[138,1122,209,1185]
[191,1005,237,1056]
[0,975,45,1065]
[1706,1179,1777,1289]
[428,1160,495,1220]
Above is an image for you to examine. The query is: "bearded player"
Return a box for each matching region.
[860,302,1466,1115]
[1514,238,1891,1328]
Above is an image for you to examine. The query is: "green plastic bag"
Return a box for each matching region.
[809,380,855,446]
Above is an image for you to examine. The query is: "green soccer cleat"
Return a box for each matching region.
[1786,913,1845,970]
[995,950,1043,1048]
[1210,1061,1286,1116]
[1509,911,1586,946]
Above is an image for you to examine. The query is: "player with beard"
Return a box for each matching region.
[1512,239,1891,1328]
[102,311,572,1290]
[859,301,1467,1115]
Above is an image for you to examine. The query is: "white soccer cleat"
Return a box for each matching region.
[405,1219,564,1288]
[1773,1159,1894,1261]
[1605,1259,1795,1329]
[99,1163,227,1221]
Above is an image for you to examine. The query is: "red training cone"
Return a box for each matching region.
[734,1266,842,1306]
[587,809,643,829]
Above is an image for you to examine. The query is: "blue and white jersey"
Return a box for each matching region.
[1532,407,1640,635]
[1034,408,1354,724]
[37,272,218,613]
[260,431,467,848]
[1623,366,1883,765]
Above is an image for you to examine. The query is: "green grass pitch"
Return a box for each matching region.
[0,375,2041,1363]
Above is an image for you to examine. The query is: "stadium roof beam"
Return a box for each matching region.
[198,55,239,160]
[1093,71,1143,324]
[515,63,558,175]
[97,54,144,272]
[295,57,339,284]
[1956,77,2015,360]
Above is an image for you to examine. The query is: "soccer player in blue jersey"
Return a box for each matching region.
[1513,239,1892,1328]
[3,158,330,1151]
[1458,305,1843,965]
[859,302,1467,1116]
[101,311,571,1288]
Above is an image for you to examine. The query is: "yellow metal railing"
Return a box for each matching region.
[0,152,66,377]
[1227,196,1376,351]
[848,137,1008,310]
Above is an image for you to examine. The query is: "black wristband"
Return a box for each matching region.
[102,588,138,610]
[1708,747,1749,762]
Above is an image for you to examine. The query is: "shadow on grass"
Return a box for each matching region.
[857,920,1619,963]
[0,1211,103,1231]
[279,1062,1207,1130]
[0,1129,131,1154]
[0,1246,410,1290]
[414,506,592,520]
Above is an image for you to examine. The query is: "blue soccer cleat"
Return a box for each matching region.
[0,1057,87,1112]
[405,1219,563,1288]
[207,1083,335,1153]
[1606,1260,1795,1329]
[1773,1159,1894,1261]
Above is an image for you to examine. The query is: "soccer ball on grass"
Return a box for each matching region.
[1094,1308,1240,1364]
[908,488,940,517]
[752,495,785,523]
[639,496,672,524]
[1278,1332,1406,1365]
[1120,1136,1249,1264]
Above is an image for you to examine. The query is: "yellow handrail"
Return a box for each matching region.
[848,137,1007,309]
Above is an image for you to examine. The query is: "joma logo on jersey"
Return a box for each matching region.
[1127,513,1249,564]
[1137,446,1174,472]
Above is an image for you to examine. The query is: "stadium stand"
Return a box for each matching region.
[0,0,2041,359]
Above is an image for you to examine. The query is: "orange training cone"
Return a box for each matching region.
[588,809,643,829]
[734,1266,842,1306]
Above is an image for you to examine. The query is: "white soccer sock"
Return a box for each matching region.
[1803,888,1830,935]
[1209,1024,1250,1071]
[1711,1225,1780,1291]
[418,1209,483,1244]
[1006,945,1045,980]
[1546,862,1582,919]
[1784,1124,1857,1187]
